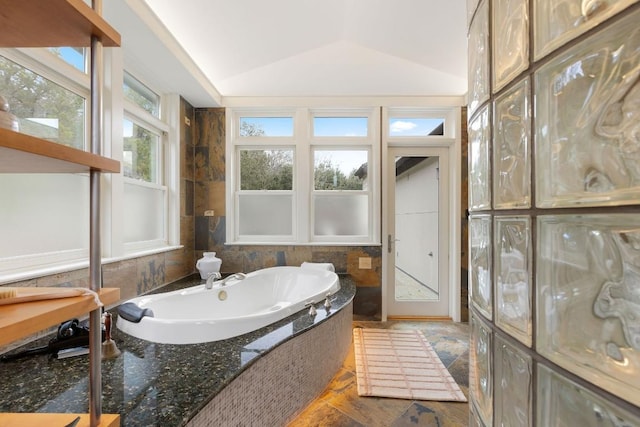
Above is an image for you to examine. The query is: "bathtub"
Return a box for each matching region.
[116,266,340,344]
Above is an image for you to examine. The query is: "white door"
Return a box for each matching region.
[386,146,450,318]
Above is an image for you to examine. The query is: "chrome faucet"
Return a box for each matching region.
[205,272,246,289]
[205,272,221,289]
[219,272,247,286]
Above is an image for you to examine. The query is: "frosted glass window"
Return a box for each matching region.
[124,182,165,243]
[239,194,293,236]
[388,118,444,136]
[0,174,88,258]
[240,149,293,191]
[314,194,368,236]
[313,117,368,137]
[0,55,86,150]
[240,117,293,137]
[314,150,367,190]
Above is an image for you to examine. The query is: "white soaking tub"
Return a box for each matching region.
[116,266,340,344]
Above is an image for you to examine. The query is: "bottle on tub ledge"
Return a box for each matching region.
[196,252,222,279]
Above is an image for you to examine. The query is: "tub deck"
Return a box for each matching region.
[0,275,356,426]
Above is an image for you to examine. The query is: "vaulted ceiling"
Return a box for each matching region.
[105,0,468,107]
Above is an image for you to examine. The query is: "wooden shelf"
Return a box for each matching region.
[0,287,120,347]
[0,0,120,47]
[0,128,120,173]
[0,413,119,427]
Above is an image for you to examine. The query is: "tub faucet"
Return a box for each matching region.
[219,272,247,286]
[205,272,221,289]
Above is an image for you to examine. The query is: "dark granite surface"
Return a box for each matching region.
[0,274,356,426]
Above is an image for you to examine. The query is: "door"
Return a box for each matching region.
[386,146,450,318]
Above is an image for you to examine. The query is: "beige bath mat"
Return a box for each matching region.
[353,328,467,402]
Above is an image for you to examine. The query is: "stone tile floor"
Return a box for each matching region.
[394,268,439,301]
[287,320,469,427]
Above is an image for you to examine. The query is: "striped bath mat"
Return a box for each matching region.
[353,328,467,402]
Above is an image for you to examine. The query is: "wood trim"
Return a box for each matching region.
[0,128,120,173]
[0,413,119,427]
[0,0,121,47]
[0,288,120,346]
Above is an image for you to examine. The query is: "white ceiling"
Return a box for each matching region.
[105,0,468,107]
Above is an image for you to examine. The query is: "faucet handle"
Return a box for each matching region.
[305,301,317,316]
[208,272,222,280]
[324,293,333,309]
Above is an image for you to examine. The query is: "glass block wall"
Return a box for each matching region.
[467,0,640,425]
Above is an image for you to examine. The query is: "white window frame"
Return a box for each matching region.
[121,97,170,253]
[0,47,180,283]
[309,108,380,244]
[226,107,380,245]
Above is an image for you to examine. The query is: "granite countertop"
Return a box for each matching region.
[0,274,356,426]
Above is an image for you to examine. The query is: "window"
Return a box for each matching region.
[124,72,160,118]
[0,49,91,278]
[389,117,445,136]
[49,47,87,73]
[227,108,380,244]
[0,55,86,149]
[239,116,293,137]
[386,108,458,140]
[122,74,167,252]
[123,118,160,182]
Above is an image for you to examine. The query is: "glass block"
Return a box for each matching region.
[469,405,487,427]
[537,364,640,426]
[469,105,491,211]
[492,0,529,92]
[470,313,493,426]
[533,0,639,60]
[467,0,481,28]
[493,78,531,209]
[495,336,532,427]
[467,0,490,116]
[537,214,640,407]
[495,216,532,346]
[535,10,640,208]
[470,215,492,319]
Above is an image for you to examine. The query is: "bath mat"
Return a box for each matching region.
[353,328,467,402]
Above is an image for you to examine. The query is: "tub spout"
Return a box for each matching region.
[207,272,247,289]
[205,272,221,289]
[219,272,247,286]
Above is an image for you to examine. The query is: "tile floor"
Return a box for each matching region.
[288,320,470,427]
[394,268,439,301]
